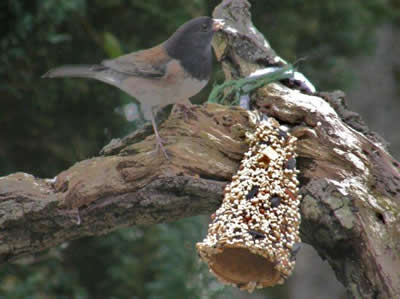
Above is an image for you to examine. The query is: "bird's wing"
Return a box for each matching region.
[102,45,170,78]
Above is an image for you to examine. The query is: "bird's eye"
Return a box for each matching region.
[201,23,208,31]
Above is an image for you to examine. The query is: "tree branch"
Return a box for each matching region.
[1,1,399,298]
[0,103,251,262]
[211,1,400,298]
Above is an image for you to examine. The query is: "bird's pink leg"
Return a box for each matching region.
[151,107,169,159]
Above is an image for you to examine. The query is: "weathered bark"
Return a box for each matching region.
[211,2,400,298]
[1,0,399,298]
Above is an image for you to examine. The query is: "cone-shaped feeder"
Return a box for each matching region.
[197,118,301,292]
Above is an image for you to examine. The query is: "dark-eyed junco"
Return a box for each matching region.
[43,16,224,158]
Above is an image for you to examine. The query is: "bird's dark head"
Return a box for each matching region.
[166,17,220,49]
[164,17,224,80]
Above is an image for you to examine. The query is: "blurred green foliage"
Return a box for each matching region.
[1,0,399,298]
[251,0,398,89]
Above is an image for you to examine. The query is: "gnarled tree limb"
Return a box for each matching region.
[0,103,250,262]
[212,1,400,298]
[0,1,399,298]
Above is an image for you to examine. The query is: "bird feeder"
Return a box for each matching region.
[197,118,301,292]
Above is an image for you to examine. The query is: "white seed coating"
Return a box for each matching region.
[197,118,302,292]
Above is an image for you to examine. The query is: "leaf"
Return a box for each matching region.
[103,32,123,58]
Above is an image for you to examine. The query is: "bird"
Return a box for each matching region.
[43,16,224,159]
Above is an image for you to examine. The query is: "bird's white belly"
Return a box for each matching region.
[121,75,208,107]
[166,76,208,104]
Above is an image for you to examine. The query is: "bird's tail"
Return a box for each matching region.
[42,65,123,87]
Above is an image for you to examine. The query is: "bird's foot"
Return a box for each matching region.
[155,134,170,160]
[150,107,170,160]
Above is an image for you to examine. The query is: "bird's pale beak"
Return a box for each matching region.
[212,19,225,32]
